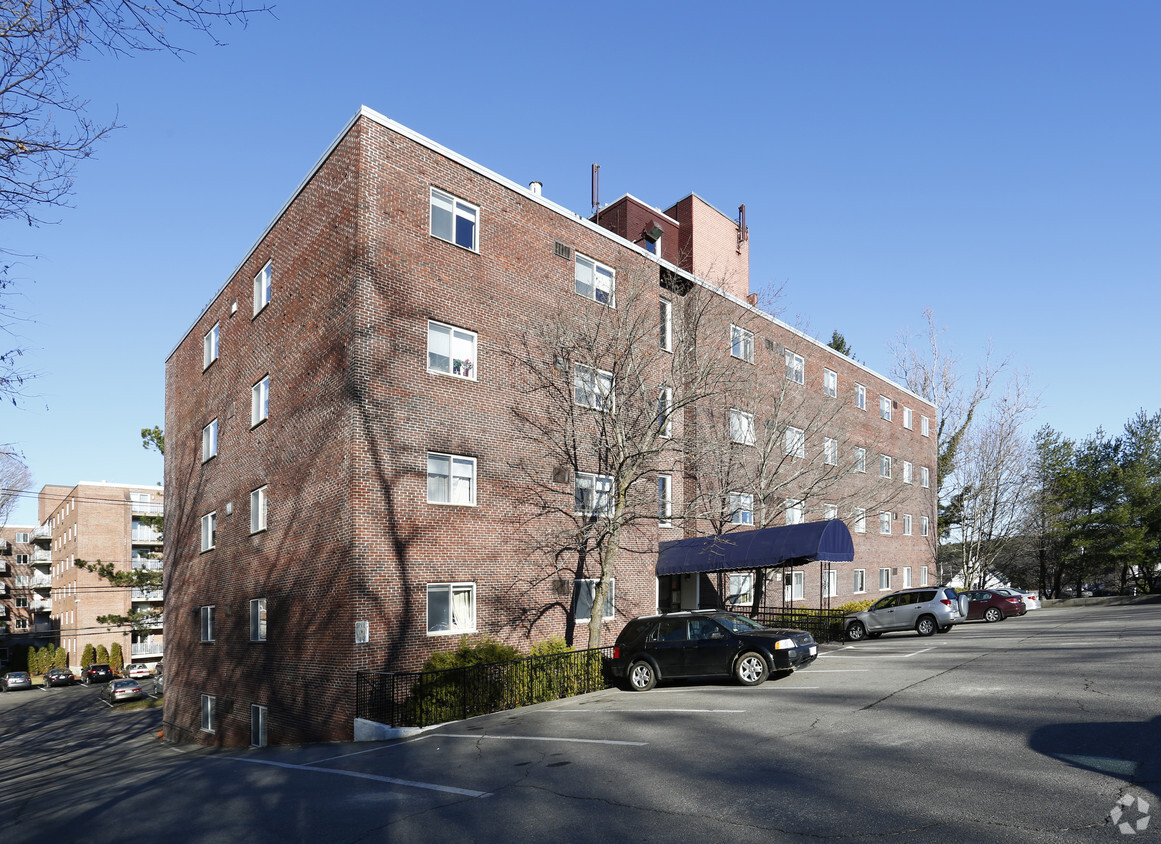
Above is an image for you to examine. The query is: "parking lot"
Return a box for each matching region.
[1,603,1159,842]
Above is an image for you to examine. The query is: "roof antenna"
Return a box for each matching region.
[591,163,601,216]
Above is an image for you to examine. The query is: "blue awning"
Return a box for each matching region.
[656,520,854,576]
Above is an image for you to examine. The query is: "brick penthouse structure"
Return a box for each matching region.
[164,107,937,747]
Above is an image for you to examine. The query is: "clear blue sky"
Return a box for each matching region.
[3,0,1158,527]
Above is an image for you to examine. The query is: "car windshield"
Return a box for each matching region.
[10,672,30,680]
[715,613,765,633]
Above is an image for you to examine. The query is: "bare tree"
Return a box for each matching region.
[0,448,31,524]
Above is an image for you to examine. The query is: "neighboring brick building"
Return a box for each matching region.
[163,107,938,747]
[0,525,53,665]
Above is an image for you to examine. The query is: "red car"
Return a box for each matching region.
[959,590,1026,622]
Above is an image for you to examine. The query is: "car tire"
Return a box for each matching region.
[867,632,882,639]
[626,660,657,692]
[735,652,768,687]
[846,621,868,642]
[936,625,953,634]
[915,615,937,636]
[984,607,1003,623]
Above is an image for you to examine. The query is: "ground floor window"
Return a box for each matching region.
[785,570,805,601]
[201,695,216,733]
[920,567,929,586]
[427,582,476,635]
[853,569,866,593]
[251,704,268,748]
[575,578,615,622]
[903,566,912,588]
[879,568,891,590]
[727,573,753,607]
[824,569,837,598]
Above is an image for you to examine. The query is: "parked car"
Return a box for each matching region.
[995,587,1041,612]
[1,671,32,692]
[844,587,964,641]
[81,664,113,685]
[101,678,145,704]
[611,610,818,691]
[43,668,76,687]
[959,590,1025,622]
[123,664,152,679]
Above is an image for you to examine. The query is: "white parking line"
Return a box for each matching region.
[436,733,646,746]
[547,709,744,714]
[805,669,871,673]
[228,756,492,798]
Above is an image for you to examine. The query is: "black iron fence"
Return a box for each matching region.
[357,646,615,729]
[747,606,848,643]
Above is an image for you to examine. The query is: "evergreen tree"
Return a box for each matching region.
[81,643,95,669]
[110,642,124,674]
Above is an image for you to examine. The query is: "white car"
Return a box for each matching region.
[995,588,1041,612]
[124,664,152,678]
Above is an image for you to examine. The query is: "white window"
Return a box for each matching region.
[427,453,476,506]
[784,426,805,458]
[730,325,754,363]
[427,320,477,380]
[659,299,672,352]
[855,384,866,410]
[824,569,838,598]
[251,705,268,748]
[728,573,754,606]
[575,472,613,517]
[574,363,614,411]
[823,503,838,521]
[250,486,268,534]
[903,514,913,536]
[251,376,269,427]
[853,569,866,593]
[903,461,913,484]
[921,415,930,437]
[201,694,216,733]
[787,571,805,601]
[853,507,866,533]
[879,568,891,590]
[880,454,892,479]
[200,605,215,642]
[250,598,267,642]
[786,499,804,525]
[574,578,615,622]
[921,516,930,537]
[854,447,866,473]
[823,368,837,398]
[15,531,29,544]
[920,567,929,586]
[903,566,912,588]
[730,409,756,445]
[730,492,754,525]
[879,396,892,421]
[823,437,838,466]
[202,419,218,462]
[253,260,272,316]
[657,387,673,437]
[427,582,476,634]
[921,466,930,488]
[903,407,913,430]
[200,513,216,552]
[203,323,219,370]
[658,475,672,526]
[430,187,479,251]
[785,350,804,384]
[880,512,892,534]
[575,254,614,305]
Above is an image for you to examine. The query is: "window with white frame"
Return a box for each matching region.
[250,486,268,534]
[730,409,755,445]
[427,320,477,380]
[253,261,272,316]
[575,253,614,305]
[15,531,29,543]
[659,299,672,352]
[427,453,476,506]
[854,446,866,473]
[823,436,838,465]
[855,384,866,410]
[730,325,754,363]
[853,507,866,533]
[574,578,614,622]
[921,516,930,537]
[786,498,804,525]
[903,461,913,484]
[903,566,912,588]
[200,512,216,552]
[658,475,672,526]
[728,573,754,606]
[15,619,28,631]
[853,569,866,593]
[787,570,805,601]
[250,598,267,641]
[879,395,892,421]
[430,187,479,251]
[657,387,673,437]
[251,376,269,427]
[880,512,892,534]
[202,419,218,462]
[200,605,215,642]
[921,415,930,437]
[575,472,613,517]
[730,492,754,525]
[251,705,268,748]
[903,514,913,535]
[784,425,805,458]
[574,363,613,411]
[824,569,838,598]
[823,503,838,521]
[427,582,476,634]
[880,454,892,478]
[823,368,837,398]
[921,466,930,488]
[879,568,891,590]
[903,407,913,429]
[201,694,216,733]
[785,349,804,384]
[920,567,929,586]
[203,323,219,370]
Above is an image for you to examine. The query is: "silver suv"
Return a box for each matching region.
[844,587,964,640]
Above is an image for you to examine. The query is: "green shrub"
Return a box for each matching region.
[95,645,109,665]
[81,644,95,668]
[110,642,124,674]
[53,647,68,670]
[409,637,524,725]
[832,599,875,615]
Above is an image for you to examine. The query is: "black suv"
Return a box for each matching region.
[82,664,113,685]
[611,611,818,691]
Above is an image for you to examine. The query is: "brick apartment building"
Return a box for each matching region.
[163,106,937,747]
[0,525,53,665]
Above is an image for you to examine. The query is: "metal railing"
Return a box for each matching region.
[131,642,164,656]
[357,646,614,728]
[132,588,164,601]
[746,606,849,643]
[131,501,164,516]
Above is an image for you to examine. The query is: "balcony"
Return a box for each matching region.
[131,529,163,544]
[131,500,164,517]
[29,599,51,612]
[15,573,52,589]
[132,588,164,601]
[131,641,163,657]
[132,559,164,572]
[32,524,51,540]
[32,549,52,563]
